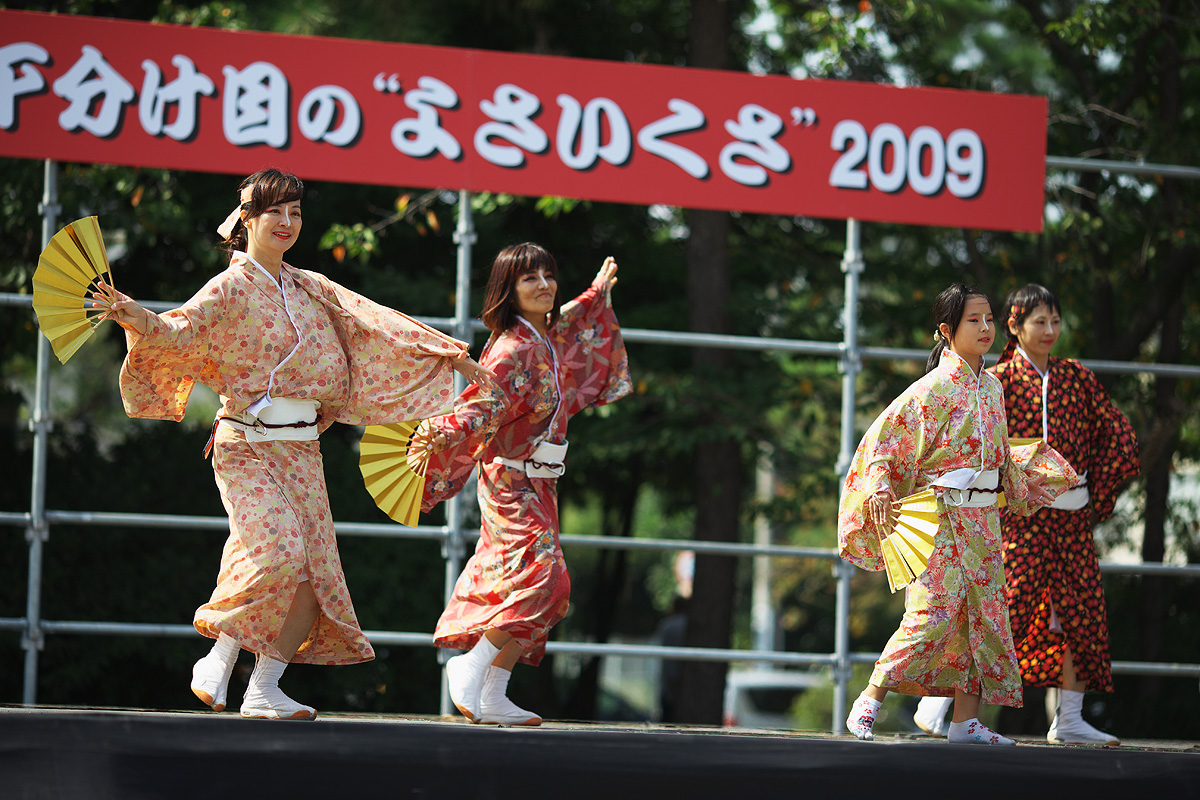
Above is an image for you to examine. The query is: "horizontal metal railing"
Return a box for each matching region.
[5,292,1200,379]
[3,508,1197,681]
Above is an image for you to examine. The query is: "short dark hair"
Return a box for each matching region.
[1002,284,1061,342]
[220,168,304,253]
[926,283,991,373]
[481,243,561,332]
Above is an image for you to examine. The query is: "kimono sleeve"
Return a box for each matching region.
[1002,440,1081,515]
[553,284,632,417]
[837,391,933,572]
[1080,365,1139,521]
[118,274,229,422]
[297,270,469,425]
[419,333,530,512]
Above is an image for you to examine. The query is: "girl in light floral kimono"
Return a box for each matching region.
[415,243,631,726]
[95,169,493,720]
[838,284,1076,745]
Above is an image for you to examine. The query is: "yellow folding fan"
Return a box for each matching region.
[880,488,940,593]
[359,420,432,527]
[32,216,113,364]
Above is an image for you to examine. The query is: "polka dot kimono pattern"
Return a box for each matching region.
[119,254,468,664]
[838,350,1078,706]
[424,283,631,666]
[990,349,1139,692]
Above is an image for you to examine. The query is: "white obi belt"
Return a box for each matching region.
[932,468,1001,507]
[229,397,321,442]
[492,441,569,479]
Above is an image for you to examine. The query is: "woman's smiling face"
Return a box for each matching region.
[514,267,557,322]
[1012,303,1061,364]
[243,199,302,257]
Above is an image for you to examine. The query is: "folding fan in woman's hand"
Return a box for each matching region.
[880,489,940,593]
[33,216,113,364]
[359,421,433,527]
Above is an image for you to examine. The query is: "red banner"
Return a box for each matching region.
[0,10,1047,231]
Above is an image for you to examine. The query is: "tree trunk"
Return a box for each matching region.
[677,206,740,724]
[1136,290,1183,705]
[674,0,740,727]
[674,0,740,725]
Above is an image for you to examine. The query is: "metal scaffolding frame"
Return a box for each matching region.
[3,159,1200,734]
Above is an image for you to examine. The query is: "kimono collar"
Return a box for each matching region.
[231,251,289,288]
[515,315,550,341]
[996,337,1020,364]
[938,347,985,383]
[1015,345,1049,378]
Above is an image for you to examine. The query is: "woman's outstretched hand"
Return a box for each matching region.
[452,353,499,391]
[92,280,150,335]
[410,421,449,462]
[591,256,618,293]
[1026,473,1052,507]
[867,491,896,533]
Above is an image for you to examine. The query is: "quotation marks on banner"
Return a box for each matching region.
[374,73,402,93]
[790,107,818,127]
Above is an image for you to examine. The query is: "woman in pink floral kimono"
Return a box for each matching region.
[415,242,631,726]
[838,284,1076,745]
[94,169,493,720]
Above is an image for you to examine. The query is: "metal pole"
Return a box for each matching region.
[832,218,864,733]
[23,160,60,705]
[751,442,775,665]
[439,189,477,715]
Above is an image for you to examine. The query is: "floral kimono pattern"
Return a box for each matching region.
[838,349,1078,706]
[990,345,1139,692]
[120,253,467,664]
[423,281,631,666]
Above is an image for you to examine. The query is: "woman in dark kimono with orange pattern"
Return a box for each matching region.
[915,284,1138,745]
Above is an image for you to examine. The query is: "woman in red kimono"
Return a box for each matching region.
[94,169,493,720]
[915,284,1137,745]
[416,242,631,726]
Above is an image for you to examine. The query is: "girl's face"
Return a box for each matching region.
[243,198,302,258]
[942,295,994,367]
[1011,303,1061,363]
[514,267,557,323]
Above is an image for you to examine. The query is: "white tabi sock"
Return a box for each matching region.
[478,665,542,726]
[190,632,240,712]
[445,636,502,722]
[240,653,315,720]
[1048,688,1119,746]
[914,695,954,737]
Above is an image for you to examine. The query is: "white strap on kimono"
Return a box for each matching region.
[493,440,569,479]
[215,254,319,443]
[1049,471,1090,510]
[206,397,319,457]
[1015,347,1090,511]
[241,397,320,442]
[929,353,1002,507]
[243,253,304,418]
[493,316,568,479]
[934,468,1001,507]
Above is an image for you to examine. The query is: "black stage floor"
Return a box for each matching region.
[2,707,1196,799]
